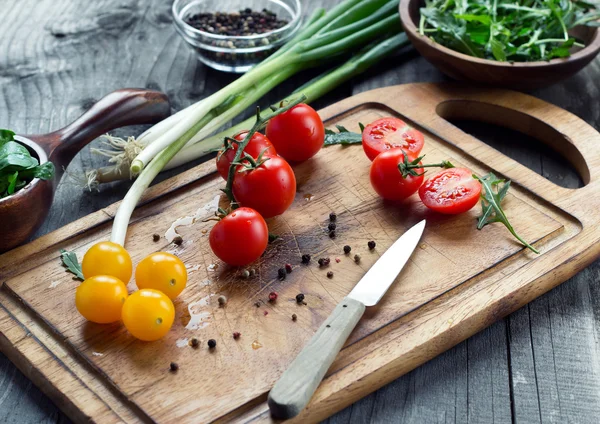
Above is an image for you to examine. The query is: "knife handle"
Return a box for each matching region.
[268,296,366,419]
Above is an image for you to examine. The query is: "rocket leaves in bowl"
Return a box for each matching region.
[419,0,600,62]
[0,129,55,199]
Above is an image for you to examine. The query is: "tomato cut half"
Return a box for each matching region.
[418,168,482,214]
[362,117,424,161]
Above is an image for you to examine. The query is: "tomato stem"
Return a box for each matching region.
[222,96,306,208]
[397,153,454,178]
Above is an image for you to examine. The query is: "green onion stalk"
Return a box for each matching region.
[108,0,405,245]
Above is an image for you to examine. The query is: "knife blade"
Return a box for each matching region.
[268,220,426,419]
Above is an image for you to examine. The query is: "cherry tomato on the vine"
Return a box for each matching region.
[232,155,296,219]
[122,289,175,341]
[266,103,324,162]
[75,275,128,324]
[209,207,268,266]
[135,252,187,299]
[216,131,276,180]
[362,117,424,161]
[370,149,424,201]
[82,241,132,284]
[419,168,482,214]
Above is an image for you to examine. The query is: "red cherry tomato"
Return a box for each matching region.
[266,103,324,162]
[209,207,269,266]
[419,168,482,214]
[232,155,296,219]
[362,117,424,161]
[370,149,424,201]
[216,131,276,180]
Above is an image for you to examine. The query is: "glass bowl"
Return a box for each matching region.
[172,0,302,73]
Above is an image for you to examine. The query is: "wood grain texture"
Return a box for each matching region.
[1,0,600,423]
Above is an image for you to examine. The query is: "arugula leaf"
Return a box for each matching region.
[60,249,84,281]
[324,124,363,146]
[474,173,539,254]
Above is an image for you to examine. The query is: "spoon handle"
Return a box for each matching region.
[34,88,171,169]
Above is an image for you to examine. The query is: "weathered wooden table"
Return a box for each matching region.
[1,0,600,423]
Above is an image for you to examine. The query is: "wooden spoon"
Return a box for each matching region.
[0,89,170,252]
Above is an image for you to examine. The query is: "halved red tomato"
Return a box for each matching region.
[418,168,482,214]
[362,117,424,161]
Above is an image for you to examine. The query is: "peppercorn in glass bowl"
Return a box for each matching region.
[172,0,302,73]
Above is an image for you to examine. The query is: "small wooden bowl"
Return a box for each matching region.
[399,0,600,89]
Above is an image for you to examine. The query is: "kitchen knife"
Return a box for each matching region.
[268,220,426,419]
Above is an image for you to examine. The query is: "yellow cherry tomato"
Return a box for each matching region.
[82,241,132,283]
[122,289,175,341]
[75,275,128,324]
[135,252,187,299]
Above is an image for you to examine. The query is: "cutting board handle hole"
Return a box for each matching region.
[436,100,588,188]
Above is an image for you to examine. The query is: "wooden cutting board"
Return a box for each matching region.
[0,83,598,424]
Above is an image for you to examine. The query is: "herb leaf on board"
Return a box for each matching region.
[60,249,85,281]
[474,173,539,254]
[324,124,363,146]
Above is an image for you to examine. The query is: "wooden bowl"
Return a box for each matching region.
[399,0,600,88]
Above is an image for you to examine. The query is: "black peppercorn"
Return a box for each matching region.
[354,254,361,263]
[152,233,160,242]
[296,293,305,303]
[318,257,330,267]
[328,222,336,231]
[329,230,336,238]
[173,235,183,246]
[190,337,199,348]
[343,245,351,254]
[278,268,286,280]
[329,212,337,221]
[169,362,179,372]
[208,339,217,349]
[301,254,311,264]
[292,314,297,321]
[368,240,376,250]
[327,271,334,279]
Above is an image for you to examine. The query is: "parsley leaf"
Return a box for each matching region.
[324,124,363,146]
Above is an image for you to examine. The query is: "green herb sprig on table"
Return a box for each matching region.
[60,249,84,281]
[0,129,55,198]
[475,173,539,253]
[419,0,600,62]
[324,123,365,146]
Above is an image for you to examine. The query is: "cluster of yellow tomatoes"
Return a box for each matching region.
[76,241,187,341]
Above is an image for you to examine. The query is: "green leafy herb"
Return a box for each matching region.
[324,124,364,146]
[0,129,55,198]
[474,173,539,254]
[60,249,84,281]
[420,0,600,62]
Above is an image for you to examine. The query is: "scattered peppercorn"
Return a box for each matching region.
[327,271,334,279]
[285,263,293,273]
[318,257,331,267]
[296,293,305,303]
[207,339,216,349]
[329,212,337,221]
[254,301,261,307]
[249,268,256,277]
[263,310,269,316]
[185,9,289,37]
[190,337,199,348]
[328,222,336,231]
[292,314,297,321]
[173,235,183,246]
[233,332,241,340]
[344,245,351,254]
[269,291,278,302]
[354,254,361,263]
[335,258,341,263]
[301,254,311,264]
[329,230,336,239]
[170,362,179,372]
[217,295,227,306]
[241,269,250,279]
[277,268,286,280]
[368,240,376,250]
[152,233,160,242]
